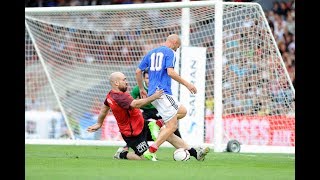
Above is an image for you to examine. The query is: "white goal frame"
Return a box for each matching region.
[25,1,295,154]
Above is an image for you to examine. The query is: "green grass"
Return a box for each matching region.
[25,144,294,180]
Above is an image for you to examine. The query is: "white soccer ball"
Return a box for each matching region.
[173,148,190,161]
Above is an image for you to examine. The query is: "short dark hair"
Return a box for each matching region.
[143,69,149,77]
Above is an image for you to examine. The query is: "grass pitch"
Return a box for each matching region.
[25,144,294,180]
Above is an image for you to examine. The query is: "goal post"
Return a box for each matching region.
[25,1,295,153]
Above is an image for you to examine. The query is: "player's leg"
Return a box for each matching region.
[171,104,210,160]
[143,109,161,141]
[113,136,130,159]
[165,132,188,149]
[173,129,182,138]
[166,130,210,161]
[150,107,182,139]
[145,121,154,141]
[123,145,129,151]
[134,123,158,161]
[154,104,187,145]
[172,105,185,138]
[176,105,187,120]
[113,147,141,160]
[114,124,156,161]
[150,115,178,150]
[148,120,160,140]
[147,94,185,153]
[116,143,129,152]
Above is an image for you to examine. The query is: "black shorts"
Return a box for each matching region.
[142,108,161,120]
[121,122,149,156]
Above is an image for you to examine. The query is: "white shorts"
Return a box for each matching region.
[151,94,181,123]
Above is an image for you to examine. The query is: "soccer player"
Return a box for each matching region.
[121,69,182,151]
[136,34,210,160]
[131,69,182,140]
[87,72,163,160]
[87,71,208,161]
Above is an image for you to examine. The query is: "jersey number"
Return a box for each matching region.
[150,52,164,71]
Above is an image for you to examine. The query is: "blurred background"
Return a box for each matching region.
[25,0,295,143]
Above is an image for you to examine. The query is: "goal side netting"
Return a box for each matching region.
[25,1,295,153]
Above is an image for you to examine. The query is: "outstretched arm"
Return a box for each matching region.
[130,89,163,108]
[87,104,110,132]
[167,67,197,94]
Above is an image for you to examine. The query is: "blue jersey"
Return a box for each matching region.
[138,46,176,96]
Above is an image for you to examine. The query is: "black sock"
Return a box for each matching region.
[119,151,128,159]
[174,130,182,138]
[188,148,197,158]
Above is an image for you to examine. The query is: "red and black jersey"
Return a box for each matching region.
[104,90,144,137]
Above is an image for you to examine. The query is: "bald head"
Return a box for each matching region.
[165,34,181,51]
[109,72,124,84]
[109,72,128,92]
[167,34,180,41]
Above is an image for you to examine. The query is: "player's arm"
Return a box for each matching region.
[135,68,147,98]
[87,104,110,132]
[167,67,197,94]
[130,89,164,108]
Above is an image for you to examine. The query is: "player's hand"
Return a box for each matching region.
[186,83,197,94]
[87,123,102,132]
[152,89,164,99]
[140,89,147,98]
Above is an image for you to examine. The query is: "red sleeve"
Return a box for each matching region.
[109,92,133,110]
[103,97,109,107]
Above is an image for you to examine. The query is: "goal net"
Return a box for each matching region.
[25,1,295,153]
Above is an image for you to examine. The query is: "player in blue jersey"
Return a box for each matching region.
[136,34,210,161]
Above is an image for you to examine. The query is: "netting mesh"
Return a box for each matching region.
[25,3,294,146]
[219,5,294,146]
[25,29,57,111]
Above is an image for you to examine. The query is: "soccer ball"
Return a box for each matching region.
[173,148,190,161]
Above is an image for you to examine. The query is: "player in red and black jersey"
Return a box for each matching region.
[87,72,206,161]
[87,72,163,160]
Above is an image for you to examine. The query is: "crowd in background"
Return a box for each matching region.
[25,0,295,140]
[25,0,295,86]
[25,0,256,7]
[25,0,295,115]
[268,1,295,87]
